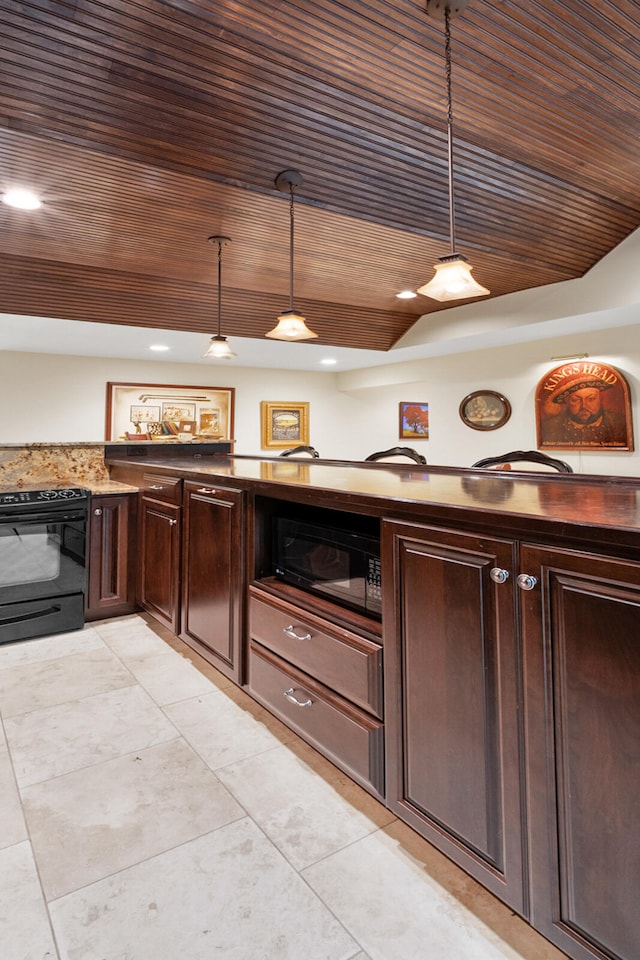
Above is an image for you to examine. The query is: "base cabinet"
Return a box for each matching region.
[248,583,384,797]
[521,545,640,960]
[382,519,526,914]
[104,455,640,960]
[180,481,244,682]
[85,494,136,620]
[139,481,182,633]
[384,518,640,960]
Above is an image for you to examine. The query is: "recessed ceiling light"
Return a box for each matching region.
[320,357,337,365]
[2,188,42,210]
[396,289,417,299]
[149,344,170,352]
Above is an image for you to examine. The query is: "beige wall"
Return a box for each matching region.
[2,314,640,475]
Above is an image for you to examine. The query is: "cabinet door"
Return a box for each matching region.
[520,545,640,960]
[139,497,181,633]
[86,495,136,620]
[383,520,525,913]
[181,482,244,683]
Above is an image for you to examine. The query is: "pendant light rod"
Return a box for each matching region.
[444,5,456,255]
[208,235,230,337]
[275,169,303,313]
[287,180,295,311]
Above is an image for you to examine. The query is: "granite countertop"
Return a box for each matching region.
[84,480,139,494]
[0,479,138,495]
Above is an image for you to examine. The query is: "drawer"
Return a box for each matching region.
[249,642,384,798]
[140,473,182,504]
[249,589,383,718]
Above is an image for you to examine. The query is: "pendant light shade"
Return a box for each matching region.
[203,235,237,359]
[418,1,489,303]
[266,170,318,341]
[266,310,316,341]
[416,253,488,302]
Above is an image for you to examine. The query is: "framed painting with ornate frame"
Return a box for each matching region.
[459,391,511,431]
[106,382,235,441]
[261,401,309,449]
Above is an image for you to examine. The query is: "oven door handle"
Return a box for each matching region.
[0,509,87,525]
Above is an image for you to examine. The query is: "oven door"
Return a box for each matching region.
[0,506,87,643]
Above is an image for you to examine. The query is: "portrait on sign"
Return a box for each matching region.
[535,362,633,451]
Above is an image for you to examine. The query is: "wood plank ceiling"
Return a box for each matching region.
[1,0,639,352]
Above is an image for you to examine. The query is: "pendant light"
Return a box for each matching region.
[266,170,318,341]
[203,235,237,359]
[417,0,490,303]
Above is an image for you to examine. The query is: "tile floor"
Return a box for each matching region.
[0,613,568,960]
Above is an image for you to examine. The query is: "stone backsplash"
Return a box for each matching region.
[0,444,111,487]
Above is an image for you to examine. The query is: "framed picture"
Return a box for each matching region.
[535,361,633,451]
[106,382,235,441]
[459,391,511,431]
[261,401,309,449]
[399,402,429,439]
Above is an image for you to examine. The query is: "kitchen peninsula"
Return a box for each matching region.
[103,449,639,960]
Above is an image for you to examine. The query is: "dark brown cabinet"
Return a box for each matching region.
[382,519,526,914]
[85,494,137,620]
[103,453,640,960]
[180,480,244,683]
[520,544,640,960]
[139,476,182,633]
[248,582,384,797]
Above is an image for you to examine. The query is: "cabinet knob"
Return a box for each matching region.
[168,518,177,526]
[93,508,103,516]
[517,573,538,591]
[283,625,312,642]
[283,687,313,708]
[490,567,509,584]
[197,487,217,495]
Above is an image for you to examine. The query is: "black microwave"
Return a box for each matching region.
[273,516,382,619]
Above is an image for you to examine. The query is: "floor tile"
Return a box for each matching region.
[0,625,104,672]
[5,685,179,787]
[164,689,285,770]
[98,621,174,658]
[380,819,567,960]
[22,737,244,900]
[91,614,152,638]
[49,819,359,960]
[0,840,58,960]
[216,741,392,870]
[0,645,135,719]
[303,828,561,960]
[115,649,215,705]
[0,727,27,850]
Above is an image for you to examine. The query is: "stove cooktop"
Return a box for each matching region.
[0,487,89,507]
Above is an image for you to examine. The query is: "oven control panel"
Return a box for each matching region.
[0,488,88,506]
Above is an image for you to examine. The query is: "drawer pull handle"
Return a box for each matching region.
[490,567,510,584]
[283,625,312,642]
[149,484,164,490]
[283,687,313,708]
[517,573,538,591]
[197,487,217,494]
